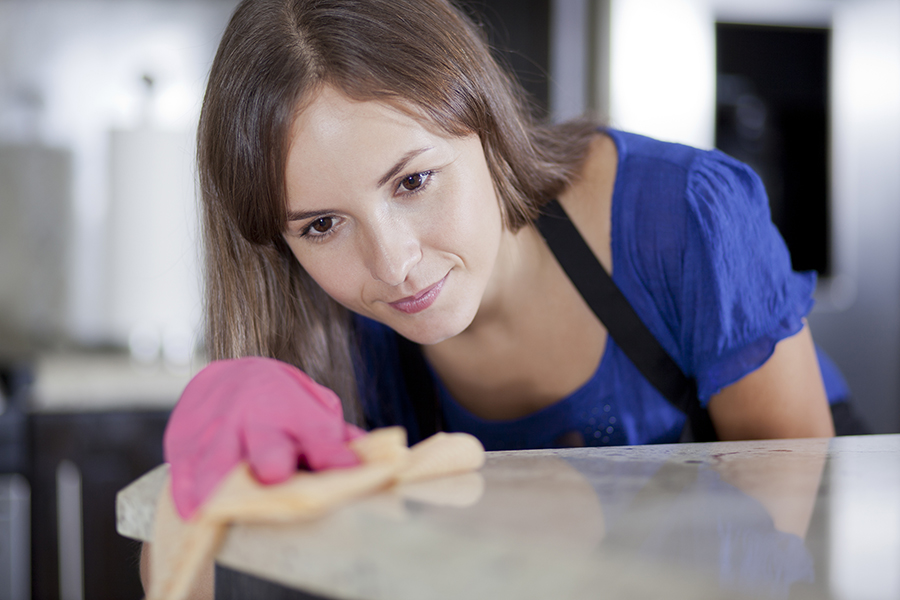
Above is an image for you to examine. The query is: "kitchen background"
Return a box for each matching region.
[1,0,898,598]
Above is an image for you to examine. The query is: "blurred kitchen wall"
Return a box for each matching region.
[0,0,240,365]
[551,0,900,433]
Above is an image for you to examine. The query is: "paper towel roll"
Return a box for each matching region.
[106,129,200,366]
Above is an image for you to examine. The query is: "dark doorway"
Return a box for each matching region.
[716,23,830,275]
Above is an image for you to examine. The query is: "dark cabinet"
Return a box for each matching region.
[25,410,168,600]
[29,410,169,600]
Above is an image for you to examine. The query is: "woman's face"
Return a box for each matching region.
[282,86,504,345]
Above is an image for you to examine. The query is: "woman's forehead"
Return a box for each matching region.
[290,85,470,148]
[288,88,438,165]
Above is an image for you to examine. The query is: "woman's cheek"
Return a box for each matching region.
[308,255,360,303]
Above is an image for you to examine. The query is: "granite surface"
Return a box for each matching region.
[117,435,900,600]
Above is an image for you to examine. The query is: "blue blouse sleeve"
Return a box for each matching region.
[676,151,816,403]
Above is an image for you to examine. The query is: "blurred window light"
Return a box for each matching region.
[609,0,716,148]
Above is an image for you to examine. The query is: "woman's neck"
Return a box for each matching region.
[461,222,555,339]
[419,133,616,420]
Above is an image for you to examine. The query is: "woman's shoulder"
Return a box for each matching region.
[599,131,816,401]
[605,129,741,171]
[556,129,769,276]
[605,129,708,169]
[555,132,618,272]
[565,129,764,215]
[606,129,764,202]
[603,130,773,255]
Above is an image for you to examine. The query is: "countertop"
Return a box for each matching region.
[118,434,900,600]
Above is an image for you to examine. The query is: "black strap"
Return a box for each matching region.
[536,199,716,442]
[396,335,442,441]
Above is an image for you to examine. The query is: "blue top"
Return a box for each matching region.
[354,129,850,450]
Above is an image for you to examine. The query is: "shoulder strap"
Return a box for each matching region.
[536,199,716,442]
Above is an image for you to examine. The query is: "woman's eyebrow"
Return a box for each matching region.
[286,147,435,221]
[286,208,332,222]
[377,147,433,187]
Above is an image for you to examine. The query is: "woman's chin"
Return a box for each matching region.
[391,311,475,346]
[396,324,462,346]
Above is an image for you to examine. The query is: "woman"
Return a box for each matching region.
[164,0,848,527]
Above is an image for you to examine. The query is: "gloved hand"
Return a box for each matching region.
[163,357,365,520]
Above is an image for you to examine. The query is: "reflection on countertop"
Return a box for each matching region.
[118,435,900,600]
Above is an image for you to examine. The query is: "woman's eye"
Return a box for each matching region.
[400,173,424,191]
[308,217,334,235]
[399,172,430,193]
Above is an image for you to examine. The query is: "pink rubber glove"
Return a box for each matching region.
[163,357,365,520]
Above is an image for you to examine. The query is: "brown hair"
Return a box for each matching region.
[198,0,597,424]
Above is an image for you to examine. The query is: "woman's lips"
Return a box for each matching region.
[389,275,447,314]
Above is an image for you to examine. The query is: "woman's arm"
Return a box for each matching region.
[707,323,835,440]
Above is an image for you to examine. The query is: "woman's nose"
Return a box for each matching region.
[366,220,421,286]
